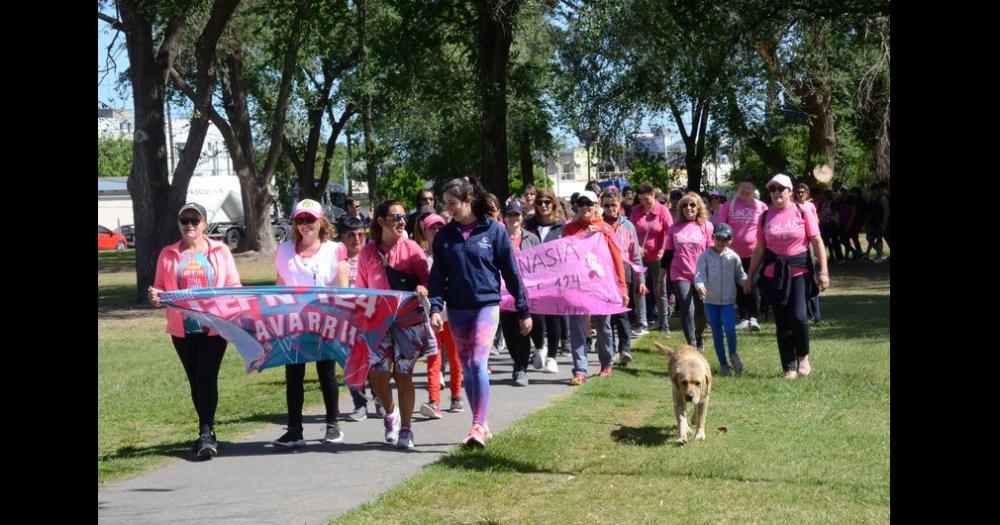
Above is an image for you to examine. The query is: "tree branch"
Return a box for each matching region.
[262,0,311,179]
[97,11,124,30]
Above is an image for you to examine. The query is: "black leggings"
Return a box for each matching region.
[672,280,707,347]
[172,334,228,433]
[736,257,759,320]
[529,314,545,351]
[772,276,811,372]
[543,314,563,358]
[500,312,532,372]
[285,360,339,431]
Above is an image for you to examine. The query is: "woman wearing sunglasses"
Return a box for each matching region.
[270,199,350,448]
[524,187,567,374]
[658,193,714,351]
[357,200,434,448]
[563,191,628,385]
[746,174,830,379]
[148,202,242,458]
[429,176,530,448]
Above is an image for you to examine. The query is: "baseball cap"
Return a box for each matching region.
[178,202,207,220]
[713,223,734,240]
[417,204,437,220]
[293,199,324,219]
[503,200,524,216]
[575,190,599,205]
[339,216,365,231]
[766,174,794,191]
[709,190,727,202]
[421,213,446,231]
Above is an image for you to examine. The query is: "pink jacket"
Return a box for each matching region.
[356,238,429,290]
[154,237,242,337]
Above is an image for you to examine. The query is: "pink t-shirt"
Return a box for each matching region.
[758,204,820,278]
[356,238,430,290]
[716,197,767,258]
[664,220,714,283]
[629,202,674,263]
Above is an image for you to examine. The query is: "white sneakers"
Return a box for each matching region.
[735,319,751,330]
[749,318,761,331]
[544,357,559,374]
[532,349,544,370]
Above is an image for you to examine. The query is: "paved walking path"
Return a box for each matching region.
[98,350,606,524]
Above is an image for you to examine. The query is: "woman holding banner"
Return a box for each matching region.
[357,200,434,449]
[524,187,566,374]
[658,192,714,351]
[429,176,531,448]
[271,199,350,448]
[562,190,628,385]
[148,202,242,459]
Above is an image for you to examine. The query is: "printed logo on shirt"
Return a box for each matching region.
[729,204,760,222]
[477,236,492,251]
[673,229,706,244]
[766,217,805,239]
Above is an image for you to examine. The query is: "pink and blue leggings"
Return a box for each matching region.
[448,306,500,425]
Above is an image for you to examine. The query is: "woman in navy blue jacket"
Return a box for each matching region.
[429,176,531,448]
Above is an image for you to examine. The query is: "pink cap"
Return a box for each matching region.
[766,174,794,191]
[421,213,446,231]
[292,199,324,219]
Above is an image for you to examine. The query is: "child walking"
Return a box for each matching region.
[694,223,749,375]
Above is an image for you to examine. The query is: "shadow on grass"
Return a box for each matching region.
[610,424,674,447]
[440,449,563,474]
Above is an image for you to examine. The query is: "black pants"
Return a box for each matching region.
[529,313,545,351]
[350,381,369,410]
[542,314,563,359]
[172,334,228,433]
[643,259,662,325]
[736,257,759,320]
[807,295,821,322]
[500,312,532,372]
[772,276,811,372]
[285,360,339,431]
[822,224,843,260]
[672,280,707,347]
[611,312,631,355]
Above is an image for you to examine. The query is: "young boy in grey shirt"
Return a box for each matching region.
[694,223,749,375]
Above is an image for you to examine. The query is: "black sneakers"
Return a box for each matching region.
[196,432,218,458]
[272,429,306,448]
[323,423,344,443]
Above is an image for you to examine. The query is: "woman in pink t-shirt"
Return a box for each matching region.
[746,174,830,380]
[658,192,714,350]
[357,200,434,449]
[148,202,242,458]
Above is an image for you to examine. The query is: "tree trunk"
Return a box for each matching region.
[477,0,521,204]
[118,0,191,302]
[519,127,533,187]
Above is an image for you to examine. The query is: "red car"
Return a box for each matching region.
[98,225,129,251]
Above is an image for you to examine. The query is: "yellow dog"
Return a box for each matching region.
[654,342,712,444]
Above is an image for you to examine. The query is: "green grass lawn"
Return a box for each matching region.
[98,249,889,523]
[331,263,889,524]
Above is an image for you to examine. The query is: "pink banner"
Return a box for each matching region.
[501,233,628,315]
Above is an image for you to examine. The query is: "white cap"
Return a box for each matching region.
[575,190,599,205]
[292,199,324,219]
[766,174,794,191]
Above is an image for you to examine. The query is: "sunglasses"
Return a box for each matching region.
[387,213,407,222]
[577,201,594,208]
[343,231,366,238]
[537,199,553,205]
[681,203,698,209]
[769,187,787,193]
[796,190,807,194]
[178,217,201,226]
[294,215,318,225]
